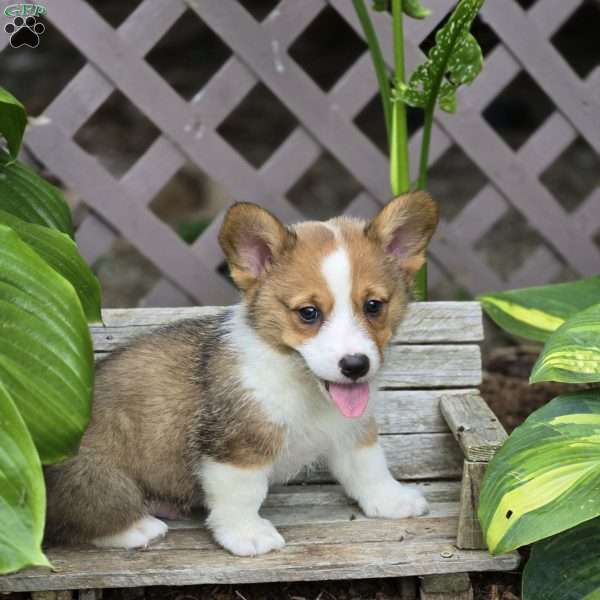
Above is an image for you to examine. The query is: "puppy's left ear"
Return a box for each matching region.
[366,191,439,274]
[219,202,295,290]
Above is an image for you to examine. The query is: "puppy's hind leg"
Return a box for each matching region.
[92,515,168,549]
[45,449,168,549]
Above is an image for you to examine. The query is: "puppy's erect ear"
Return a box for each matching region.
[219,203,295,290]
[365,191,439,274]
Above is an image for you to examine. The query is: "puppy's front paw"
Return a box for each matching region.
[359,480,429,519]
[211,516,285,556]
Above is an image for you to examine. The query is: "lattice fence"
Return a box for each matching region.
[1,0,599,306]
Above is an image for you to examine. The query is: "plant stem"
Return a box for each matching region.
[352,0,391,141]
[390,0,410,197]
[391,0,427,299]
[417,105,434,190]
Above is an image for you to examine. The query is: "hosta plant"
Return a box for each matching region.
[353,0,485,298]
[0,88,101,574]
[478,276,600,600]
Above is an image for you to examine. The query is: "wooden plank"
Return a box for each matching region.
[293,434,463,482]
[420,573,473,600]
[91,303,483,348]
[440,394,507,462]
[93,343,481,390]
[380,346,481,390]
[457,461,487,551]
[1,534,519,592]
[265,481,462,507]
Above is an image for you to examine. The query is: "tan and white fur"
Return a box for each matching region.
[44,192,439,556]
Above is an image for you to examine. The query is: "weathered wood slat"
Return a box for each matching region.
[2,539,518,591]
[440,394,507,462]
[93,341,481,390]
[293,433,463,483]
[457,461,487,551]
[381,345,481,389]
[1,485,519,591]
[420,573,473,600]
[92,302,483,347]
[2,483,519,592]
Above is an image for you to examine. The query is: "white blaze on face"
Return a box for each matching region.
[296,246,381,385]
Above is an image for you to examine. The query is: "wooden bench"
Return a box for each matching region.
[0,302,519,599]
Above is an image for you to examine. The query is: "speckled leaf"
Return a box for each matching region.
[523,518,600,600]
[0,87,26,159]
[479,390,600,555]
[530,303,600,384]
[0,381,50,574]
[0,151,73,237]
[479,276,600,343]
[0,209,101,323]
[0,224,93,464]
[393,0,484,112]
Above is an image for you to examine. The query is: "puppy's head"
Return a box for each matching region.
[219,193,438,418]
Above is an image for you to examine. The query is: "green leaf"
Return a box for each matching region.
[530,302,600,384]
[0,224,93,464]
[479,390,600,555]
[0,381,50,574]
[0,151,74,237]
[372,0,430,17]
[523,518,600,600]
[403,0,430,19]
[0,210,101,323]
[479,276,600,343]
[393,0,484,113]
[0,88,27,159]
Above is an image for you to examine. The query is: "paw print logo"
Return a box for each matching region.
[5,15,45,48]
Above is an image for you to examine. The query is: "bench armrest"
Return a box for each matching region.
[440,392,507,550]
[440,392,507,462]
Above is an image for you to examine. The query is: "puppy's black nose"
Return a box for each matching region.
[339,354,370,381]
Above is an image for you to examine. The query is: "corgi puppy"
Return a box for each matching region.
[44,192,439,556]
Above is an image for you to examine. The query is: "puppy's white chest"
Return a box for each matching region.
[230,307,369,481]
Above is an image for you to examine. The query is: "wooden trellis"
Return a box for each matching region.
[2,0,599,305]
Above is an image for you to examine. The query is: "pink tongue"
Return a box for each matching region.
[328,383,370,418]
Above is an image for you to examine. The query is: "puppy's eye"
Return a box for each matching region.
[298,306,320,323]
[364,299,383,317]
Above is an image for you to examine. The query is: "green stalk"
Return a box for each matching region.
[390,0,410,197]
[417,107,434,190]
[415,103,434,299]
[352,0,391,141]
[390,0,427,299]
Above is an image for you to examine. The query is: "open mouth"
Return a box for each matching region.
[323,380,370,418]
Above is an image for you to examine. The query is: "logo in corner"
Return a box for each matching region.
[4,4,47,48]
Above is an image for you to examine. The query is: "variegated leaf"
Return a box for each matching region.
[479,276,600,343]
[393,0,484,113]
[523,517,600,600]
[531,302,600,384]
[479,390,600,555]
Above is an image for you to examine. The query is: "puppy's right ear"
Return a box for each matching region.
[219,203,295,290]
